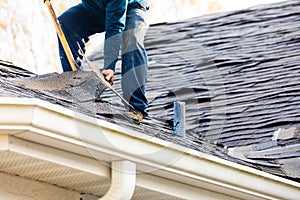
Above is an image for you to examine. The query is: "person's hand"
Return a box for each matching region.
[102,69,114,86]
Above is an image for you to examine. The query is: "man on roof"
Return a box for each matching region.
[57,0,149,119]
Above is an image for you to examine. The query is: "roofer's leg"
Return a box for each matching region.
[121,3,150,117]
[58,4,105,71]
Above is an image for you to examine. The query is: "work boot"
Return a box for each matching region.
[126,108,144,124]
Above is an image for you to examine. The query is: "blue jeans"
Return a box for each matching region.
[58,3,149,116]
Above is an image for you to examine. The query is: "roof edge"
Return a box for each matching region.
[0,97,299,200]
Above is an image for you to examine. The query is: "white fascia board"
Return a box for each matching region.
[0,97,300,200]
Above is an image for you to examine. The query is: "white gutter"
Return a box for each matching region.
[0,97,300,200]
[100,160,136,200]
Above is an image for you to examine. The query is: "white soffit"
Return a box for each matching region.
[0,136,185,200]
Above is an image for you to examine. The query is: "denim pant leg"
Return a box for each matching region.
[122,7,149,116]
[58,4,105,71]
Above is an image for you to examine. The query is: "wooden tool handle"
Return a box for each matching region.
[45,0,78,71]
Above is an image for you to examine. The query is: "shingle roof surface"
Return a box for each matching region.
[1,0,300,182]
[142,0,300,180]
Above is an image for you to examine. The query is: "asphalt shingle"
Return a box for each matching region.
[1,0,300,182]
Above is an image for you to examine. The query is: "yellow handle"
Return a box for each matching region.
[45,0,78,71]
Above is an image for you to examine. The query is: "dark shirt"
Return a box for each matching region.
[82,0,148,70]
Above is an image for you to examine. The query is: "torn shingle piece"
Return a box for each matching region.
[277,127,300,141]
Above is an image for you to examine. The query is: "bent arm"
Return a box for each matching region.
[104,0,128,71]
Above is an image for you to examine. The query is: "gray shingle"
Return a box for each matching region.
[1,0,300,182]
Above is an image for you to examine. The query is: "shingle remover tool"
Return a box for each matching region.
[44,0,143,123]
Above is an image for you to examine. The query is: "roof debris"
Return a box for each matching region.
[1,0,300,182]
